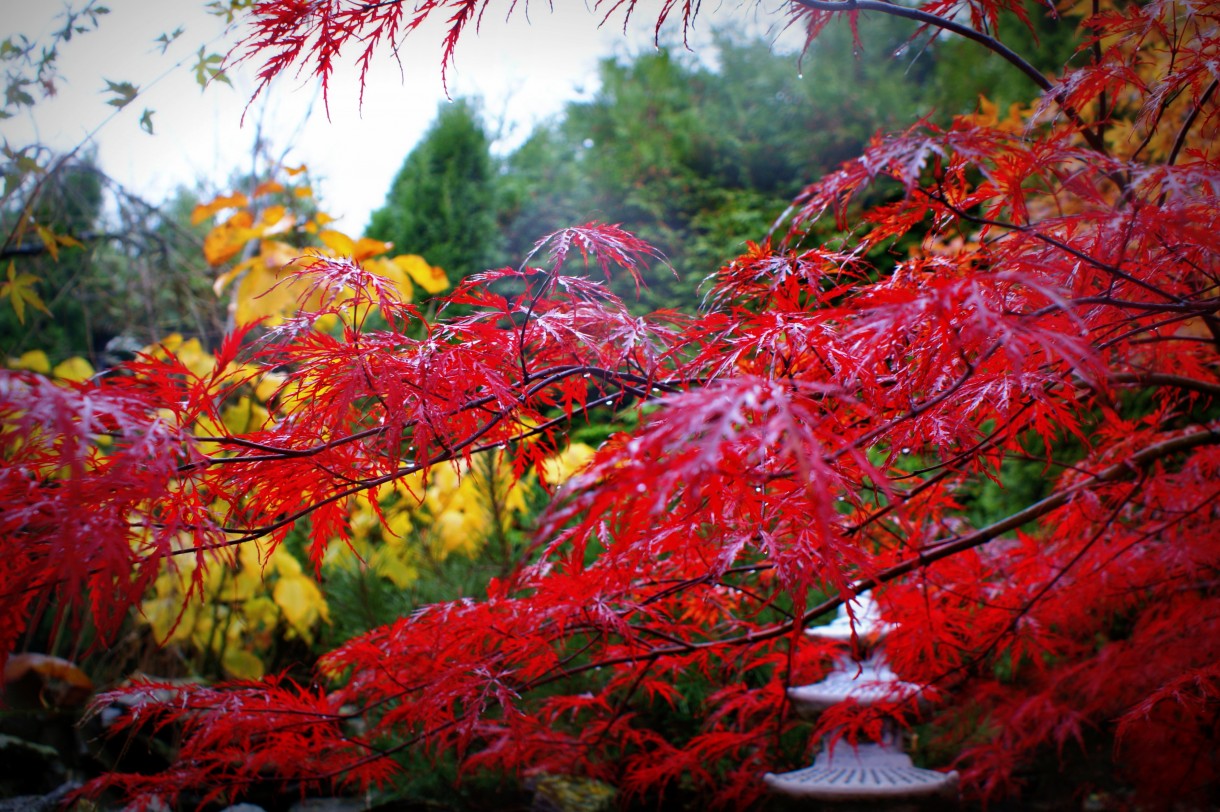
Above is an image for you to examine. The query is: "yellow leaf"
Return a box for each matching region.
[350,505,381,540]
[312,313,340,333]
[317,229,355,255]
[212,264,244,297]
[273,574,329,639]
[151,333,184,355]
[273,376,312,414]
[249,401,269,428]
[386,508,413,539]
[189,613,219,651]
[11,349,50,374]
[363,257,413,303]
[234,261,300,325]
[253,180,284,197]
[541,442,597,486]
[2,263,51,324]
[35,225,60,262]
[352,237,391,261]
[373,548,418,588]
[393,254,450,294]
[432,509,481,558]
[175,337,216,378]
[221,647,265,680]
[52,356,95,382]
[203,210,260,266]
[221,396,253,434]
[243,596,279,631]
[293,186,313,199]
[191,192,250,225]
[284,164,307,176]
[254,371,286,404]
[142,595,197,643]
[259,204,289,229]
[271,546,303,578]
[226,560,264,602]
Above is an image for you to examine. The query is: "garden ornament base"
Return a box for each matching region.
[763,738,959,800]
[766,594,959,803]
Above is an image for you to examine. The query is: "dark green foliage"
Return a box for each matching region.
[929,4,1084,112]
[0,153,224,364]
[495,20,976,310]
[366,98,497,283]
[491,8,1081,312]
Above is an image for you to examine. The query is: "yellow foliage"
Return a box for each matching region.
[203,210,259,266]
[8,349,51,374]
[194,167,451,327]
[222,648,265,681]
[2,263,51,324]
[191,192,250,225]
[139,537,331,675]
[273,574,329,641]
[966,96,1032,134]
[51,356,94,382]
[126,166,491,679]
[540,442,597,486]
[317,229,356,255]
[220,396,268,435]
[394,254,450,294]
[253,180,284,197]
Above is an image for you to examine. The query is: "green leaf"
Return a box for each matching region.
[5,78,35,109]
[193,47,231,89]
[139,108,154,134]
[155,26,184,54]
[102,78,138,109]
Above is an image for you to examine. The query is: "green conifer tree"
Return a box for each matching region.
[367,98,497,283]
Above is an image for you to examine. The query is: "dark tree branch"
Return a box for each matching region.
[787,0,1111,155]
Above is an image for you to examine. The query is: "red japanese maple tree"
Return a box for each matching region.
[3,0,1218,807]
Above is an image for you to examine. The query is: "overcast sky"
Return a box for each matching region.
[4,2,802,233]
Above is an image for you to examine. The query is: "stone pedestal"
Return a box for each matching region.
[765,593,958,807]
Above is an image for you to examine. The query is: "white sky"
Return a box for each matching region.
[2,2,801,232]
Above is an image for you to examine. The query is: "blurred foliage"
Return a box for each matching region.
[196,164,448,328]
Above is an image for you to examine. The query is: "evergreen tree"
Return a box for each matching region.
[367,98,497,283]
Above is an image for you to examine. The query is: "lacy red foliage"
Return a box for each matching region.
[3,0,1219,808]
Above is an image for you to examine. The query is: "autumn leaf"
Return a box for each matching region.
[52,356,94,382]
[393,254,449,293]
[1,261,50,323]
[191,192,250,226]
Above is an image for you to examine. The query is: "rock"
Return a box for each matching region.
[287,798,367,812]
[0,781,81,812]
[529,775,616,812]
[0,734,69,797]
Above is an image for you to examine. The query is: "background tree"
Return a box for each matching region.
[0,155,222,364]
[496,18,1039,310]
[367,98,497,285]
